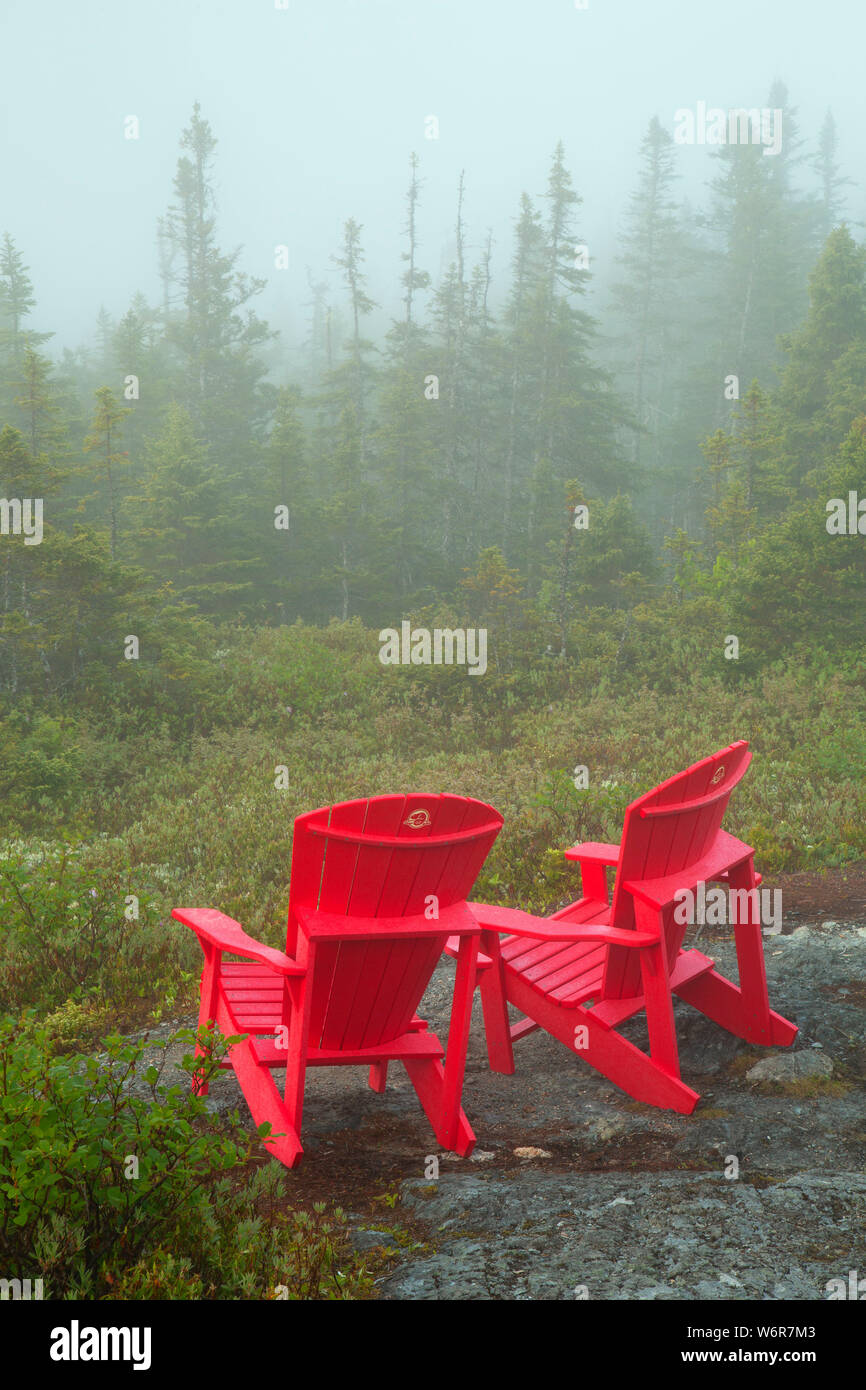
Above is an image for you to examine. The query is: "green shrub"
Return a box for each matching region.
[0,711,86,833]
[0,843,190,1019]
[0,1015,371,1300]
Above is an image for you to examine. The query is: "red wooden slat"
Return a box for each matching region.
[285,806,330,957]
[225,1002,282,1016]
[529,945,607,996]
[339,793,443,1049]
[251,1031,445,1067]
[502,940,573,973]
[639,751,751,818]
[374,797,500,1043]
[306,820,502,848]
[382,938,446,1042]
[501,936,597,973]
[550,965,605,1004]
[603,743,748,999]
[222,983,282,996]
[509,942,586,983]
[550,897,612,925]
[318,795,407,1049]
[364,794,469,1047]
[306,799,368,1046]
[222,964,279,978]
[639,765,717,986]
[361,796,458,1045]
[298,905,480,939]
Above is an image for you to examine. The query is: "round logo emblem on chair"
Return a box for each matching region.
[712,766,725,784]
[404,809,432,828]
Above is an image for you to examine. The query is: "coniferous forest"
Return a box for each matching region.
[1,1,865,1319]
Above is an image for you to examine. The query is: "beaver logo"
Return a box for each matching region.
[404,809,432,829]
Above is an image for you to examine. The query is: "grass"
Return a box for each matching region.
[751,1077,854,1099]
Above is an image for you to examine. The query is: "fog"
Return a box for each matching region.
[4,0,864,354]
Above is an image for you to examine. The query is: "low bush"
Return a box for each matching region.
[0,1015,372,1300]
[0,843,191,1021]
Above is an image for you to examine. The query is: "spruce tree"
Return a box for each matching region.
[129,403,253,612]
[162,103,273,468]
[11,345,69,469]
[83,387,130,561]
[522,145,625,588]
[705,82,814,406]
[810,110,851,242]
[607,116,708,534]
[775,225,866,486]
[500,193,545,559]
[374,156,441,602]
[0,234,49,366]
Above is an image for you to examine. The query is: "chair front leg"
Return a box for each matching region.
[729,856,772,1041]
[194,938,222,1095]
[635,900,681,1079]
[283,939,313,1137]
[576,859,610,905]
[440,933,480,1147]
[368,1062,389,1092]
[478,929,515,1074]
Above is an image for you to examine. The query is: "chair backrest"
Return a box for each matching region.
[287,793,503,1051]
[602,741,751,1000]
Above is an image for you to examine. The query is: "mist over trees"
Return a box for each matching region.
[0,86,864,721]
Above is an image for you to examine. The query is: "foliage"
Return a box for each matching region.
[0,841,185,1018]
[0,1016,371,1299]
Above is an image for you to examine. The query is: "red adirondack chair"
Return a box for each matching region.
[454,742,797,1114]
[173,793,503,1167]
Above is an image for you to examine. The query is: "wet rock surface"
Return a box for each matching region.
[746,1049,833,1082]
[386,1170,866,1301]
[123,920,866,1300]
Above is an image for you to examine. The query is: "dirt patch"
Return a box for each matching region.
[762,864,866,925]
[822,979,866,1005]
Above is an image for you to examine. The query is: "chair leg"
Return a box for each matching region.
[636,901,682,1080]
[675,969,797,1046]
[403,1056,476,1157]
[283,966,313,1142]
[728,857,774,1041]
[678,855,797,1045]
[369,1062,388,1092]
[437,934,480,1147]
[478,930,516,1074]
[193,942,221,1096]
[228,1032,304,1168]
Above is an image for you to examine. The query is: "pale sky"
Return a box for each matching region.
[2,0,863,353]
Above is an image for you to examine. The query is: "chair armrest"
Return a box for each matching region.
[468,902,659,947]
[563,841,620,866]
[172,908,305,976]
[622,831,756,910]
